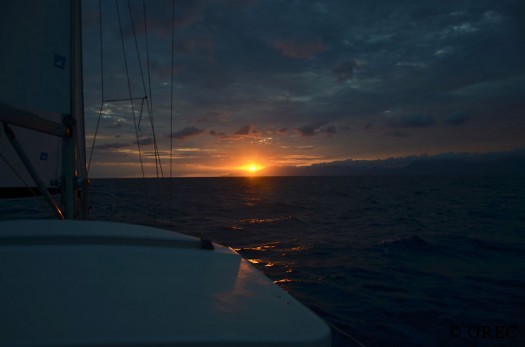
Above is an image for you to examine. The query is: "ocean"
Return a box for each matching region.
[1,175,524,346]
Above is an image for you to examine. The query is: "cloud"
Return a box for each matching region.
[445,111,470,126]
[108,121,126,129]
[281,145,313,150]
[174,36,214,54]
[209,130,226,137]
[169,127,204,140]
[209,124,259,140]
[172,0,204,25]
[384,131,410,138]
[387,114,435,128]
[234,124,258,135]
[217,0,256,7]
[136,137,154,146]
[272,38,326,59]
[197,111,229,123]
[332,61,358,83]
[323,125,337,136]
[296,121,328,136]
[144,0,204,35]
[98,142,130,151]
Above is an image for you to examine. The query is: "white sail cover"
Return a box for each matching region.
[0,0,71,190]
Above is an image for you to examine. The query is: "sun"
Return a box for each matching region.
[241,162,264,175]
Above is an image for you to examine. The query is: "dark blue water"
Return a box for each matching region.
[2,176,524,346]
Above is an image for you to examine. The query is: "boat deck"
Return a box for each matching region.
[0,220,330,346]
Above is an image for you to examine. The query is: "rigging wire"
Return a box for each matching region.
[0,150,39,198]
[88,101,105,175]
[99,0,105,102]
[170,0,175,179]
[88,0,164,179]
[54,138,60,180]
[116,0,145,178]
[168,0,176,230]
[127,0,163,178]
[143,0,153,113]
[104,97,145,102]
[143,0,160,177]
[87,0,105,175]
[138,97,145,131]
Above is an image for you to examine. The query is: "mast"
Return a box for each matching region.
[63,0,88,219]
[74,0,89,219]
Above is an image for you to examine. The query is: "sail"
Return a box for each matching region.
[0,0,80,195]
[0,125,62,191]
[0,0,71,114]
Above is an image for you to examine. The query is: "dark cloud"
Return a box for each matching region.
[384,131,410,138]
[322,125,337,135]
[234,124,257,135]
[217,0,256,7]
[445,111,470,126]
[169,127,204,140]
[174,36,214,54]
[272,38,326,59]
[136,137,154,146]
[108,121,126,129]
[98,142,130,151]
[296,121,328,136]
[209,130,226,137]
[332,61,358,83]
[197,112,229,123]
[387,114,435,128]
[171,0,204,27]
[209,125,259,140]
[131,0,204,37]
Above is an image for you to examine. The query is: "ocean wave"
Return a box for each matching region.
[239,215,302,224]
[443,234,525,256]
[227,215,303,230]
[380,235,437,256]
[236,241,281,252]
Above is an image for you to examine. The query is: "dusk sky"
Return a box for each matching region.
[81,0,525,177]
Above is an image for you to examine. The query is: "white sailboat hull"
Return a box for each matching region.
[0,220,331,346]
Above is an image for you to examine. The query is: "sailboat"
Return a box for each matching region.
[0,1,331,346]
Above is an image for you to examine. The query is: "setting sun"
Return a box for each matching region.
[240,163,264,175]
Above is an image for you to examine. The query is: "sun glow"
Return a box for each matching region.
[241,163,265,175]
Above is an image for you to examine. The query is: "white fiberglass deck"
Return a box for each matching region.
[0,220,330,347]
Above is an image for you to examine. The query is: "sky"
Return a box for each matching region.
[81,0,525,177]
